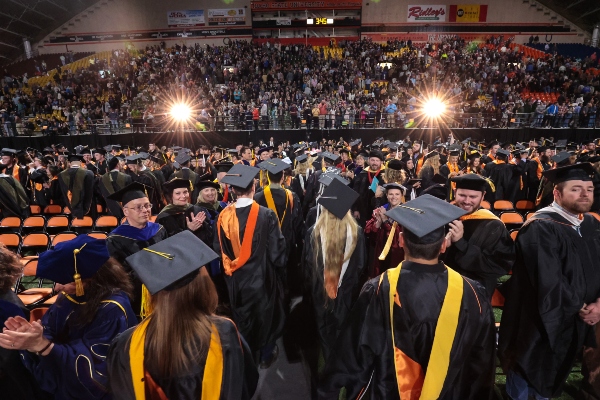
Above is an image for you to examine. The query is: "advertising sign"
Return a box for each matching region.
[208,8,246,26]
[407,5,447,22]
[167,10,205,27]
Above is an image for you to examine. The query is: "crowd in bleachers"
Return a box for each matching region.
[2,35,600,136]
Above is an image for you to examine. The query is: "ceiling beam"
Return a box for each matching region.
[578,6,600,19]
[566,0,588,9]
[0,41,20,49]
[44,0,69,12]
[0,10,42,29]
[0,26,25,37]
[8,0,55,20]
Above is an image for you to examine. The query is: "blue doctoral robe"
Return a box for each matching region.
[21,291,136,400]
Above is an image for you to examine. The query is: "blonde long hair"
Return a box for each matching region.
[294,159,309,176]
[384,168,407,184]
[312,208,359,299]
[145,268,218,377]
[418,155,440,177]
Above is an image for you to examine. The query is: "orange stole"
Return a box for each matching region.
[217,202,259,276]
[12,166,19,182]
[531,157,543,180]
[415,156,424,175]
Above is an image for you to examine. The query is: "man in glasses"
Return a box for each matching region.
[106,182,168,319]
[125,154,165,215]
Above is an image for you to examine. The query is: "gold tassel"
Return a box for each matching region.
[140,284,153,319]
[72,245,87,296]
[379,221,397,260]
[484,177,496,193]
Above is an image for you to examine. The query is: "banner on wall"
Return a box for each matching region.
[167,10,205,27]
[449,5,488,22]
[47,28,252,44]
[250,0,362,11]
[207,9,246,26]
[407,5,447,22]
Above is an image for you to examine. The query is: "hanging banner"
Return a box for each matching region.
[208,9,246,26]
[167,10,205,27]
[251,0,362,10]
[449,5,488,22]
[407,5,447,22]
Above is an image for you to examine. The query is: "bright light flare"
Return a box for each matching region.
[170,103,192,122]
[422,98,446,119]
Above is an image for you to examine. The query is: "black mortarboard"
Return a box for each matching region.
[257,147,272,156]
[385,194,467,244]
[538,146,549,153]
[551,152,571,165]
[125,155,140,165]
[175,153,191,165]
[214,161,234,173]
[126,231,220,295]
[424,151,439,161]
[496,149,510,158]
[295,154,308,164]
[112,145,122,151]
[43,147,55,154]
[451,174,489,192]
[261,158,288,175]
[339,148,351,155]
[349,139,361,147]
[449,149,460,157]
[432,174,447,185]
[69,153,84,162]
[317,177,359,219]
[93,148,107,156]
[368,150,384,161]
[468,150,482,159]
[461,137,472,145]
[1,148,17,157]
[227,149,239,155]
[318,173,349,187]
[542,163,595,184]
[321,151,341,164]
[420,184,448,200]
[163,178,191,193]
[106,182,151,205]
[384,183,406,193]
[80,148,91,155]
[387,159,404,170]
[220,164,259,189]
[197,180,221,191]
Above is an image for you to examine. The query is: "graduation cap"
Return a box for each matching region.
[424,151,439,161]
[542,163,595,184]
[1,148,17,157]
[317,177,359,219]
[125,155,140,165]
[383,182,406,193]
[149,155,162,164]
[312,156,323,170]
[295,154,308,164]
[261,158,289,175]
[93,148,107,156]
[368,150,384,161]
[432,174,447,185]
[318,173,349,187]
[69,154,85,162]
[339,148,351,155]
[112,145,122,151]
[551,151,571,165]
[496,149,510,159]
[451,174,492,192]
[321,152,340,164]
[387,159,404,170]
[220,164,259,189]
[42,147,55,154]
[106,182,152,206]
[214,161,234,173]
[197,180,221,191]
[175,153,191,166]
[385,194,467,244]
[449,149,460,157]
[163,178,191,193]
[37,236,109,296]
[79,148,91,155]
[256,147,272,156]
[556,139,568,148]
[468,150,482,159]
[461,138,472,145]
[125,231,220,295]
[227,149,239,155]
[349,139,361,147]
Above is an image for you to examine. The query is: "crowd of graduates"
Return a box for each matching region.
[0,134,599,399]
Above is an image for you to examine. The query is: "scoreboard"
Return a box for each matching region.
[307,18,334,25]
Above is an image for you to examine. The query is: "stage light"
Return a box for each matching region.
[170,103,192,122]
[423,98,446,118]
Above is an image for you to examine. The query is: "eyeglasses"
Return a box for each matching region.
[125,203,152,213]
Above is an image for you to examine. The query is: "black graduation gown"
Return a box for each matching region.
[213,204,287,353]
[483,162,515,203]
[510,159,529,202]
[155,203,213,245]
[5,164,28,188]
[318,261,496,399]
[58,167,94,218]
[302,169,322,215]
[302,226,366,361]
[133,169,165,214]
[170,168,201,204]
[48,177,64,207]
[99,171,132,219]
[254,185,303,258]
[291,174,309,206]
[0,292,46,400]
[107,316,258,399]
[29,168,49,207]
[351,168,384,226]
[0,175,30,218]
[442,214,515,299]
[106,222,168,317]
[498,213,600,398]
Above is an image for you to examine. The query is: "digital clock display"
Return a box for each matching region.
[307,17,334,25]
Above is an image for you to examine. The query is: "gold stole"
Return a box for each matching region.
[386,262,464,399]
[460,208,500,221]
[129,318,223,400]
[263,186,293,227]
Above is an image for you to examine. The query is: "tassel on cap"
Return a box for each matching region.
[379,221,397,260]
[140,284,153,319]
[72,244,87,296]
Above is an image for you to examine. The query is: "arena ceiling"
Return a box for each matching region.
[0,0,101,67]
[0,0,598,67]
